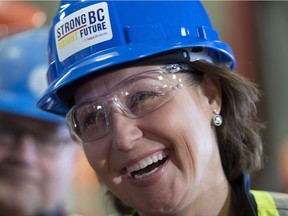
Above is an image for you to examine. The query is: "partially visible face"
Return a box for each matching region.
[73,65,225,215]
[0,113,79,216]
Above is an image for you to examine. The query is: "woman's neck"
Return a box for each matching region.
[138,178,236,216]
[218,184,237,216]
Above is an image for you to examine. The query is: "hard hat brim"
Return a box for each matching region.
[0,92,64,123]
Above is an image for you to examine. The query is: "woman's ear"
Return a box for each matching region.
[201,73,222,112]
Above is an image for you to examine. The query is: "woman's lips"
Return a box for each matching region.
[121,149,170,187]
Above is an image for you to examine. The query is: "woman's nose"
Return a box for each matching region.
[111,113,143,152]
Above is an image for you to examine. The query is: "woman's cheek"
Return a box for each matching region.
[83,143,108,171]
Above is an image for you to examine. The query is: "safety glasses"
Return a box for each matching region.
[67,64,191,142]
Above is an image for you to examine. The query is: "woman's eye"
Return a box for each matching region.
[83,112,105,127]
[130,91,158,107]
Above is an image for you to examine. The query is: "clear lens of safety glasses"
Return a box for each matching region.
[67,64,190,142]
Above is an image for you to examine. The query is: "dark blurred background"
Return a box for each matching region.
[1,1,288,216]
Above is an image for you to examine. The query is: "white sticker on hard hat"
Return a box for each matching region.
[55,2,113,62]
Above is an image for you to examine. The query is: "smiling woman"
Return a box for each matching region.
[36,1,288,216]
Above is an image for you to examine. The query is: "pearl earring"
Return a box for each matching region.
[213,110,222,126]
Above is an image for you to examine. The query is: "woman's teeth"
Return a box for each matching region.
[126,151,168,179]
[133,167,159,179]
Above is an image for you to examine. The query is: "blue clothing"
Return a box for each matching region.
[231,173,288,216]
[231,173,258,215]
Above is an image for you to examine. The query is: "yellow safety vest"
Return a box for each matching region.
[251,190,288,216]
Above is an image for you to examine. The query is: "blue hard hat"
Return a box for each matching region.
[37,0,236,116]
[0,27,64,123]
